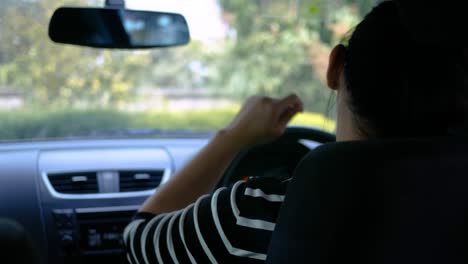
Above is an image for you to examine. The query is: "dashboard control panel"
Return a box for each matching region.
[0,138,209,263]
[51,206,138,262]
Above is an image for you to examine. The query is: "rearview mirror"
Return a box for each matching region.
[49,7,190,49]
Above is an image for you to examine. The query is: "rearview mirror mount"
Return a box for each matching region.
[49,7,191,49]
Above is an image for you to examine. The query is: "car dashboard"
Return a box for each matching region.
[0,138,210,263]
[0,137,320,263]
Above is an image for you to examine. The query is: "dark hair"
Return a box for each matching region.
[343,1,468,138]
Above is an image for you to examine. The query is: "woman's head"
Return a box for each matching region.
[327,0,468,141]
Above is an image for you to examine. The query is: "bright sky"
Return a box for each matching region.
[126,0,228,42]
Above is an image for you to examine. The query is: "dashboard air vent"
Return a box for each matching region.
[48,172,98,194]
[119,170,164,192]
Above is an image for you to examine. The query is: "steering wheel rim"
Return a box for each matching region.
[215,127,336,188]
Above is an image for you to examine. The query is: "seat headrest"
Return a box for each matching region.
[396,0,467,47]
[267,137,468,264]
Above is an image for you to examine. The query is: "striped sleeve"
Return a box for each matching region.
[123,176,289,263]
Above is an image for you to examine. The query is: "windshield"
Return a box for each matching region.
[0,0,371,141]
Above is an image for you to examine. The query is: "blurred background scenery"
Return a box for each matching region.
[0,0,373,140]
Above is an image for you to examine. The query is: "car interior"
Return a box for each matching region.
[1,0,467,263]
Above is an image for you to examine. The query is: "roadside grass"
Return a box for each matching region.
[0,107,335,140]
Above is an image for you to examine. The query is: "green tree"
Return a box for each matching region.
[209,0,364,112]
[0,0,153,108]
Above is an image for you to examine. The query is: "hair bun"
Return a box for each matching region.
[396,0,466,47]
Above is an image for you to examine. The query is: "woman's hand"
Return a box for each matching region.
[140,94,303,215]
[223,94,304,147]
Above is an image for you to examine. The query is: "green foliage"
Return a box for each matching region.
[0,0,154,107]
[0,108,335,141]
[0,0,369,140]
[0,0,222,108]
[210,0,364,113]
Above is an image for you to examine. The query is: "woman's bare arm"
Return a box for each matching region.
[139,94,303,215]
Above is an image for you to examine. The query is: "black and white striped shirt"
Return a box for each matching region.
[123,176,289,263]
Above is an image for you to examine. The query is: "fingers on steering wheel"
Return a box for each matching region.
[276,94,304,127]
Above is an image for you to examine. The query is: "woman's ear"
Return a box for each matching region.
[327,44,347,90]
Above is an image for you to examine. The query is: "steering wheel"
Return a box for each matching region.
[215,127,336,188]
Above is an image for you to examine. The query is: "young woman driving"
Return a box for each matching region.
[124,1,468,263]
